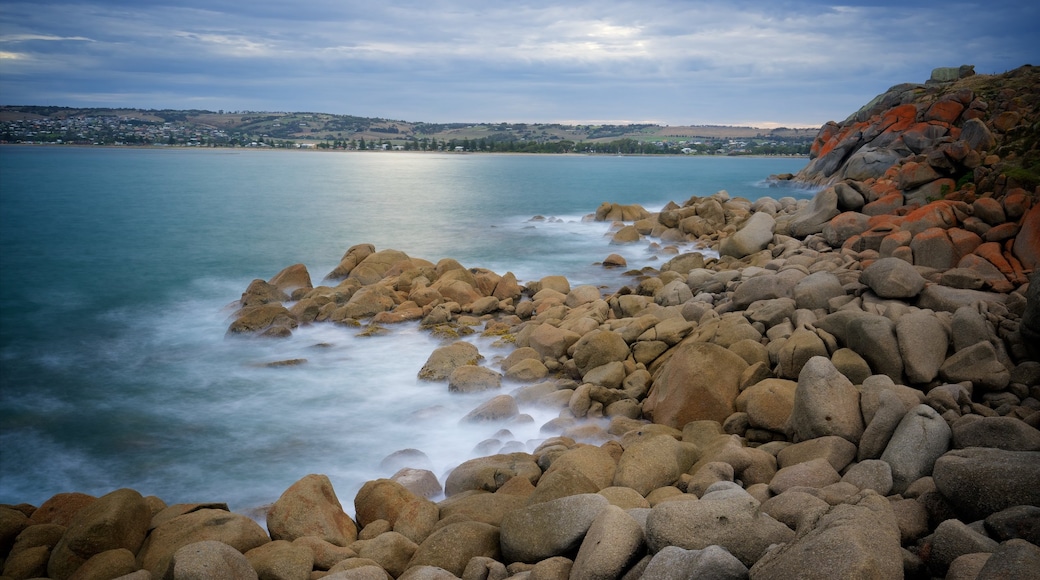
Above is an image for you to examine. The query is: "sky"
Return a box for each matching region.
[0,1,1037,128]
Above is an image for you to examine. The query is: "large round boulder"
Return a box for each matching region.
[932,448,1040,520]
[786,356,864,444]
[643,342,749,428]
[46,488,151,580]
[266,474,358,547]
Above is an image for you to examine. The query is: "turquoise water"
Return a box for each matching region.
[0,147,809,511]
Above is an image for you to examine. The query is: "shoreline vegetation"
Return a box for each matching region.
[2,65,1039,579]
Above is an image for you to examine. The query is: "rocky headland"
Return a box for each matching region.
[3,65,1039,580]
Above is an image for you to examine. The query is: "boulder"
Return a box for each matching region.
[735,378,796,433]
[340,284,399,319]
[499,493,609,564]
[895,310,949,384]
[857,389,909,461]
[436,491,525,528]
[29,493,96,527]
[939,341,1010,391]
[654,279,693,307]
[786,356,864,444]
[911,227,958,270]
[269,263,313,294]
[841,460,894,495]
[595,202,650,222]
[351,532,417,578]
[444,453,541,496]
[448,365,502,394]
[527,324,582,360]
[748,491,901,580]
[645,486,794,567]
[976,539,1040,580]
[917,285,1008,313]
[792,271,845,311]
[418,341,482,381]
[640,545,748,580]
[776,436,857,472]
[136,509,269,578]
[732,270,801,309]
[1012,204,1040,271]
[720,212,775,258]
[759,490,830,532]
[267,474,358,547]
[170,541,258,580]
[768,458,841,495]
[572,330,630,376]
[543,445,617,491]
[823,211,871,247]
[353,479,438,544]
[985,506,1040,544]
[880,405,952,494]
[859,257,926,299]
[46,488,150,580]
[788,187,840,238]
[244,540,314,580]
[461,394,519,423]
[613,434,696,496]
[461,557,508,580]
[570,505,645,580]
[846,314,902,383]
[406,521,500,577]
[927,518,999,576]
[227,303,298,336]
[643,342,748,428]
[775,327,829,380]
[324,244,375,281]
[951,416,1040,451]
[932,448,1040,520]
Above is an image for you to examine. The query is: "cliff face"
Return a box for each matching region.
[796,64,1039,197]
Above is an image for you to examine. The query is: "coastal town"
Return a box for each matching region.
[0,106,814,155]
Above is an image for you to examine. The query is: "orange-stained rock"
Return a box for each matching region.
[956,254,1014,293]
[901,201,961,235]
[972,197,1006,225]
[879,104,919,135]
[993,111,1023,132]
[1003,188,1032,221]
[982,222,1020,243]
[867,214,904,230]
[880,230,913,259]
[910,227,957,270]
[811,122,840,158]
[897,161,941,191]
[975,242,1016,280]
[863,192,904,217]
[924,99,965,124]
[1004,250,1029,286]
[947,228,983,262]
[1012,203,1040,271]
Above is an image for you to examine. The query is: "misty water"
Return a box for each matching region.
[0,147,810,513]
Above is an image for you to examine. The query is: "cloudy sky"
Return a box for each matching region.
[1,1,1036,127]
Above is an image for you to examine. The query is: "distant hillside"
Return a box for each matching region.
[0,106,814,154]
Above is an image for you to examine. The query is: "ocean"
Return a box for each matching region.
[0,146,810,513]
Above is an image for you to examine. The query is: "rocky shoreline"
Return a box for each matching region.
[3,65,1040,579]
